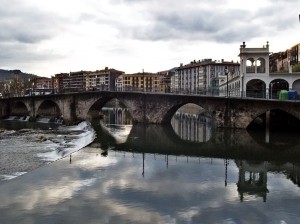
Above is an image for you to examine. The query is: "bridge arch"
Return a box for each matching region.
[169,103,214,143]
[10,101,29,116]
[247,108,300,130]
[162,102,210,124]
[82,97,133,121]
[36,100,62,117]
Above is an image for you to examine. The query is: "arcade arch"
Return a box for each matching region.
[246,79,266,98]
[269,79,289,99]
[292,79,300,93]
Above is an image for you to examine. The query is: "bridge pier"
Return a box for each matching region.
[0,99,10,119]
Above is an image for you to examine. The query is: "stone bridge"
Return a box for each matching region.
[1,91,300,128]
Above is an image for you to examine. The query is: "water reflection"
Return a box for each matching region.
[171,111,213,143]
[236,160,268,202]
[248,129,300,150]
[2,107,300,223]
[101,107,133,125]
[1,148,300,223]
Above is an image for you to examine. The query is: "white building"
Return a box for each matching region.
[171,59,240,95]
[225,41,300,99]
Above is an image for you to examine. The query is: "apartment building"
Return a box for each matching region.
[157,68,176,92]
[85,67,124,91]
[290,43,300,65]
[269,51,289,72]
[69,71,86,92]
[122,72,161,92]
[34,77,52,89]
[173,60,205,94]
[204,60,240,95]
[269,42,300,73]
[172,59,239,94]
[52,71,85,93]
[52,73,70,93]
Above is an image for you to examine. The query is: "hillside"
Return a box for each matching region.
[0,69,37,81]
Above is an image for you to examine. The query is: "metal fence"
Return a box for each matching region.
[1,87,298,101]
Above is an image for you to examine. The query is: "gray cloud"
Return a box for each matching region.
[109,0,299,44]
[124,9,257,43]
[0,0,299,75]
[0,2,65,44]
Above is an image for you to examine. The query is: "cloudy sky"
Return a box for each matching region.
[1,0,300,77]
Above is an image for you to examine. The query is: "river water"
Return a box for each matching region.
[0,110,300,223]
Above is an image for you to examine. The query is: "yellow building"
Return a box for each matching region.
[122,72,161,92]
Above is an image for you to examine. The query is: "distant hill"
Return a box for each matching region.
[0,69,38,82]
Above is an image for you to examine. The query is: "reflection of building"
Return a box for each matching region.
[236,160,268,202]
[101,107,132,125]
[171,112,212,142]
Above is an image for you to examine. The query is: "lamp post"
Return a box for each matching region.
[270,83,274,99]
[225,66,229,97]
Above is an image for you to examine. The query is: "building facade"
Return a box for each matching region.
[85,67,124,91]
[171,59,239,95]
[34,77,52,89]
[204,60,240,96]
[173,60,205,94]
[122,72,161,92]
[231,41,300,99]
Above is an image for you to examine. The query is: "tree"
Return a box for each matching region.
[292,64,300,72]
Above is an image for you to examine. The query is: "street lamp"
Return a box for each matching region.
[225,66,229,97]
[270,83,274,99]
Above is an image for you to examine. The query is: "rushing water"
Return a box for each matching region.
[0,111,300,223]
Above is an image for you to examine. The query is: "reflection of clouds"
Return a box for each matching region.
[0,177,96,211]
[1,151,300,223]
[97,198,176,224]
[0,150,117,213]
[100,123,133,144]
[74,148,118,169]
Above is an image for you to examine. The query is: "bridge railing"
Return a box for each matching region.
[2,87,298,101]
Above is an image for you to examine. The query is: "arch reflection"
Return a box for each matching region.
[171,104,214,143]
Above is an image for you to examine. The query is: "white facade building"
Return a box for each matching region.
[171,59,240,95]
[226,41,300,99]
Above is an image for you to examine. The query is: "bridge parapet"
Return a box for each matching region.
[1,92,300,128]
